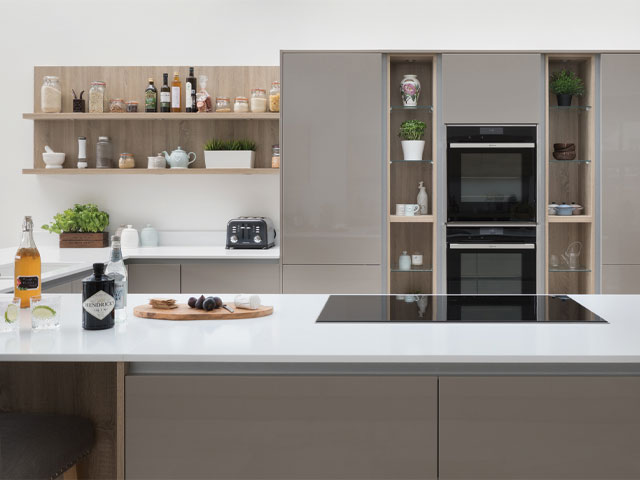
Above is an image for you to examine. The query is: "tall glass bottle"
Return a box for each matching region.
[171,72,182,112]
[105,236,127,322]
[185,67,197,113]
[160,73,171,112]
[82,263,115,330]
[14,216,41,308]
[145,77,157,112]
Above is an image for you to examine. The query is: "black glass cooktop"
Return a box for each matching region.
[316,295,607,323]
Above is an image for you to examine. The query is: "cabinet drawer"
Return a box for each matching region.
[180,261,279,294]
[127,263,180,294]
[283,264,382,293]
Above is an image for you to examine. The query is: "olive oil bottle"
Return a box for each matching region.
[160,73,171,112]
[14,216,41,308]
[145,77,157,112]
[171,72,182,112]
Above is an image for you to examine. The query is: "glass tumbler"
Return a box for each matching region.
[0,298,21,332]
[31,295,61,330]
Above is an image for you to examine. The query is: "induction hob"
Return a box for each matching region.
[315,295,607,323]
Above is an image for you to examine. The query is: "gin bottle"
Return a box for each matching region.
[105,235,128,322]
[82,263,115,330]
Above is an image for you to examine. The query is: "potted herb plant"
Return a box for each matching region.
[550,69,585,107]
[203,139,256,169]
[399,120,427,161]
[42,203,110,248]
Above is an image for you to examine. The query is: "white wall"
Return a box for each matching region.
[1,0,640,247]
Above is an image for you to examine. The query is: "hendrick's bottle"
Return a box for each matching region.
[82,263,115,330]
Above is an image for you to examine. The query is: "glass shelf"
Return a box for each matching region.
[390,105,433,112]
[391,266,433,273]
[549,267,591,273]
[549,105,592,111]
[390,159,433,164]
[550,159,591,164]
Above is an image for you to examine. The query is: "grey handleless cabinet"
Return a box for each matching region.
[281,53,383,267]
[602,54,640,292]
[442,54,542,123]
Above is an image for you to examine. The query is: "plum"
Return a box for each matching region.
[187,297,197,308]
[203,297,216,311]
[195,295,206,309]
[213,297,223,308]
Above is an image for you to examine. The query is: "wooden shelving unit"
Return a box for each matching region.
[386,54,437,294]
[27,66,280,173]
[545,54,596,294]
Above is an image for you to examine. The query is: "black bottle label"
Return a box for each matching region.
[16,275,39,290]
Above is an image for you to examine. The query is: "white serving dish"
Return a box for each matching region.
[42,152,65,169]
[204,151,255,169]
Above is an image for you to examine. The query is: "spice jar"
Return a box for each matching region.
[215,97,232,112]
[234,97,249,113]
[250,89,268,112]
[41,76,62,113]
[126,101,138,113]
[89,81,106,113]
[118,153,135,169]
[271,144,280,169]
[109,98,126,113]
[269,81,280,112]
[96,136,113,168]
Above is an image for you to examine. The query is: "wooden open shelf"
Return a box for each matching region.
[386,54,437,294]
[22,168,278,175]
[548,215,593,223]
[24,112,279,121]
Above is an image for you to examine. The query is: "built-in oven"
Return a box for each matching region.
[447,125,537,223]
[447,226,536,294]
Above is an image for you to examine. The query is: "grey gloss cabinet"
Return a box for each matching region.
[601,54,640,292]
[439,376,640,479]
[282,264,382,294]
[125,375,438,479]
[127,264,180,294]
[181,261,280,293]
[281,52,383,266]
[442,54,542,123]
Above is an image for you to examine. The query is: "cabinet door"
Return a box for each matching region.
[180,261,280,294]
[439,376,640,479]
[442,54,542,123]
[126,375,437,480]
[602,54,640,267]
[282,52,383,265]
[603,264,640,293]
[283,264,382,293]
[127,263,180,294]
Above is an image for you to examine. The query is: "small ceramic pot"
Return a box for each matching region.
[556,94,573,107]
[400,75,421,107]
[555,204,574,216]
[401,140,425,161]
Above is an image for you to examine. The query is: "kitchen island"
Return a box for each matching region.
[1,293,639,479]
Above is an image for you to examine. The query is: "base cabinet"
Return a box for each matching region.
[180,261,280,294]
[282,265,382,293]
[439,376,640,479]
[125,375,437,479]
[127,264,180,294]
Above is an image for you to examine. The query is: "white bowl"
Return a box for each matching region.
[42,152,65,169]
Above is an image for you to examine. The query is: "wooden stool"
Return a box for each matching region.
[0,412,94,480]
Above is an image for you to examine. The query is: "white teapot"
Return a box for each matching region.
[162,147,196,169]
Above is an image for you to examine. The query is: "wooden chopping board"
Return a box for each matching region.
[133,303,273,321]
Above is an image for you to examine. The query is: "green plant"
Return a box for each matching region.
[203,139,257,151]
[550,69,585,96]
[41,203,109,234]
[398,120,426,141]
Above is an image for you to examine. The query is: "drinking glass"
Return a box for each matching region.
[0,298,21,333]
[30,295,61,330]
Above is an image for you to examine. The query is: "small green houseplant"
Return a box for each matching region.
[42,203,110,248]
[550,69,585,107]
[399,120,427,161]
[203,139,257,169]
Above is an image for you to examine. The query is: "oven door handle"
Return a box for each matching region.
[449,243,536,250]
[449,143,536,149]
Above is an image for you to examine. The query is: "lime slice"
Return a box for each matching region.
[4,304,18,324]
[32,305,56,320]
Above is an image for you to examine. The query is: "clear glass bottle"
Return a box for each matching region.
[96,136,113,168]
[269,81,280,112]
[14,216,41,308]
[250,89,268,112]
[89,81,106,113]
[82,263,115,330]
[105,236,128,323]
[41,76,62,113]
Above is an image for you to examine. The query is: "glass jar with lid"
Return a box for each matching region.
[89,81,106,113]
[234,97,249,113]
[126,101,138,112]
[250,89,268,112]
[109,98,126,113]
[118,153,135,169]
[269,81,280,112]
[271,144,280,168]
[41,76,62,113]
[96,136,113,168]
[216,97,232,112]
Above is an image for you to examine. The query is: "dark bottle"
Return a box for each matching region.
[82,263,115,330]
[186,67,197,113]
[145,77,157,112]
[160,73,171,113]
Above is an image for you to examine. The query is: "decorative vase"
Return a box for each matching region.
[417,181,428,215]
[400,75,421,107]
[401,140,425,161]
[556,94,572,107]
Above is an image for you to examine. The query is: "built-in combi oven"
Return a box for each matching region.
[447,125,537,223]
[447,226,536,294]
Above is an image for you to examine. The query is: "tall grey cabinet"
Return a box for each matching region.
[281,52,384,293]
[601,54,640,293]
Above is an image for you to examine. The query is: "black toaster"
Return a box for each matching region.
[226,217,276,249]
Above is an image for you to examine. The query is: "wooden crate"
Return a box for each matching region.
[59,232,108,248]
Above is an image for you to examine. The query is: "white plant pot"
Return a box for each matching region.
[204,150,255,169]
[401,140,425,161]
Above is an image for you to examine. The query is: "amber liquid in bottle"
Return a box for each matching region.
[171,72,181,112]
[14,216,41,308]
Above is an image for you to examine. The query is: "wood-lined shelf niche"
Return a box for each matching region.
[545,54,596,294]
[386,54,437,295]
[27,66,280,172]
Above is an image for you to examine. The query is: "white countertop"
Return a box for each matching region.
[0,245,280,293]
[0,294,639,365]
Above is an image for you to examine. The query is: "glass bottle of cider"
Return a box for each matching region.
[14,216,41,308]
